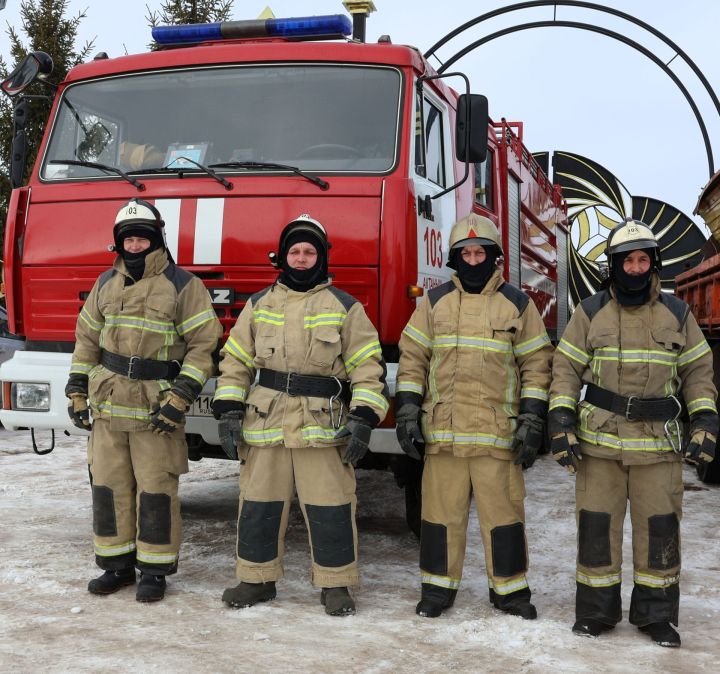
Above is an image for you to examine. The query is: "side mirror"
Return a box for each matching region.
[1,51,53,97]
[456,94,488,163]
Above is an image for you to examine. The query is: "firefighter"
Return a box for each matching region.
[65,199,222,602]
[212,214,388,616]
[395,213,552,620]
[549,218,718,648]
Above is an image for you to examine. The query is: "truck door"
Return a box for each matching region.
[412,85,456,292]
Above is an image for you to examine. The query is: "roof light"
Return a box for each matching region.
[152,14,352,45]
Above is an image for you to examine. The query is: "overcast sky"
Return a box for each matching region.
[2,0,719,229]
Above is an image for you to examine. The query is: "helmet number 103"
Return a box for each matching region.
[423,226,443,269]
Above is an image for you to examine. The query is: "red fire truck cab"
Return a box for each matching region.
[1,15,568,468]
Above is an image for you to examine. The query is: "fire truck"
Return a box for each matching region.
[0,13,568,520]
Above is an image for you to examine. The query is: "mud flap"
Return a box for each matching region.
[92,485,117,537]
[138,492,172,545]
[491,522,527,577]
[648,513,680,570]
[237,500,284,563]
[578,509,611,568]
[420,520,448,575]
[305,503,355,568]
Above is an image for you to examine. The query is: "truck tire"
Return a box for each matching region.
[696,454,720,484]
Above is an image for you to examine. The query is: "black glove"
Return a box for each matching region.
[395,403,425,461]
[335,415,372,465]
[217,409,245,461]
[67,393,91,430]
[150,391,188,435]
[511,412,544,467]
[551,432,582,474]
[684,430,716,466]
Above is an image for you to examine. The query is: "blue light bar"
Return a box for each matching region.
[152,14,352,45]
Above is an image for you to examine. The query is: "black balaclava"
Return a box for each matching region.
[451,246,499,293]
[278,229,328,292]
[610,248,654,306]
[118,224,164,282]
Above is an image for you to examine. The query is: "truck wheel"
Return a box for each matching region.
[696,454,720,484]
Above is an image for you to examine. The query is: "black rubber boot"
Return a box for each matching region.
[320,587,356,616]
[416,583,457,618]
[222,581,276,609]
[136,573,166,603]
[490,589,537,620]
[639,622,681,648]
[87,568,136,595]
[572,619,615,638]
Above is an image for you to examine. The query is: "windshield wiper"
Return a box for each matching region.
[50,159,145,191]
[209,161,329,191]
[163,156,233,191]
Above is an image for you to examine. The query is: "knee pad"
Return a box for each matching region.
[238,500,284,563]
[138,492,172,545]
[648,513,680,570]
[420,520,448,575]
[92,485,117,537]
[578,510,611,568]
[305,503,355,568]
[491,522,527,577]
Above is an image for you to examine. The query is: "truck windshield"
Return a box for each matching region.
[41,64,402,181]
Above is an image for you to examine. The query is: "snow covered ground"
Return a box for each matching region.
[1,428,718,673]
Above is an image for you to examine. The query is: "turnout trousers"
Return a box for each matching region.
[420,453,531,605]
[88,418,189,575]
[575,454,683,626]
[235,445,359,587]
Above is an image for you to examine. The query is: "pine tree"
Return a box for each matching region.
[0,0,94,249]
[146,0,235,28]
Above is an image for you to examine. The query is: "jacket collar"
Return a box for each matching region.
[115,248,169,280]
[450,268,504,294]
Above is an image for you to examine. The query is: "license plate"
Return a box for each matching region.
[189,395,214,417]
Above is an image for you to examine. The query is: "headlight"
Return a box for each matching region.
[12,382,50,411]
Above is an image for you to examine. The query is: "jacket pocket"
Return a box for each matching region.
[652,328,685,352]
[491,317,521,343]
[255,326,282,363]
[246,385,280,418]
[587,329,616,350]
[243,386,283,444]
[88,367,114,410]
[145,294,177,322]
[309,326,342,368]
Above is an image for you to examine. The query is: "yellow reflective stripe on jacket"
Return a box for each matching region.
[594,347,676,366]
[678,340,711,367]
[136,549,178,565]
[557,338,590,365]
[578,424,674,452]
[345,340,382,373]
[427,430,513,449]
[253,309,285,326]
[489,576,529,595]
[225,336,254,368]
[687,397,718,415]
[104,314,176,335]
[80,307,103,332]
[402,324,432,349]
[549,394,577,411]
[243,427,284,444]
[176,309,217,336]
[396,381,424,395]
[70,361,94,375]
[301,425,342,441]
[94,540,136,557]
[351,387,389,413]
[514,333,551,356]
[304,313,346,328]
[213,385,247,402]
[633,572,679,588]
[420,572,461,590]
[180,362,207,386]
[520,387,549,401]
[576,571,621,587]
[95,401,152,421]
[434,334,512,353]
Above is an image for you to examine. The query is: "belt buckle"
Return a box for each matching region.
[127,355,140,380]
[285,372,297,396]
[625,395,637,420]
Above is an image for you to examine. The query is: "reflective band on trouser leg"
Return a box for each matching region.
[88,420,137,570]
[574,455,627,624]
[236,446,294,583]
[294,446,359,587]
[628,462,682,626]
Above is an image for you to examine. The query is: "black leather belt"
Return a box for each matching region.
[259,368,350,401]
[584,383,682,421]
[101,350,181,381]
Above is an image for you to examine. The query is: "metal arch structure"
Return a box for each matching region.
[424,0,720,178]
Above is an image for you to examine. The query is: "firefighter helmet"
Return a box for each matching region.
[448,213,502,252]
[112,199,166,252]
[605,218,660,268]
[270,214,331,268]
